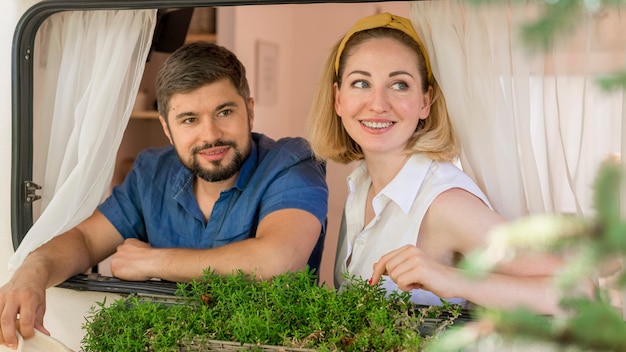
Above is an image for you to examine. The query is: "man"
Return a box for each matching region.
[0,42,328,348]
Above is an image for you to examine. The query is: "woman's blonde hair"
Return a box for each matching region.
[308,25,459,164]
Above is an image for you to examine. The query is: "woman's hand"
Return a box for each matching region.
[370,244,456,298]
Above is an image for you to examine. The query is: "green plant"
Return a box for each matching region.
[82,267,464,351]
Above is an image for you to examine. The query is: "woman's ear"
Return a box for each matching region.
[334,82,342,117]
[419,86,434,119]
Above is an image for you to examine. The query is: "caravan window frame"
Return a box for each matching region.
[11,0,380,294]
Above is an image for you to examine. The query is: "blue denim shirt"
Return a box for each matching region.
[98,133,328,268]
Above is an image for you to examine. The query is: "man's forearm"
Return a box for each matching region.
[150,239,300,282]
[18,232,96,288]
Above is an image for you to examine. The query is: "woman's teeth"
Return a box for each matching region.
[361,121,393,129]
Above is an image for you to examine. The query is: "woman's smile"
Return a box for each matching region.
[360,120,395,130]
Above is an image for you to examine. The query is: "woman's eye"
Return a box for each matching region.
[351,80,369,89]
[391,81,409,90]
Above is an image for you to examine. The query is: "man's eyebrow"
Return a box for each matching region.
[215,101,238,111]
[174,111,196,120]
[173,101,239,120]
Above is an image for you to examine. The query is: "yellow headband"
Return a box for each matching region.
[334,12,433,83]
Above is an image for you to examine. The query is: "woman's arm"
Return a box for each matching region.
[370,188,576,315]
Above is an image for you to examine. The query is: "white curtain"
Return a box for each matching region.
[409,0,625,221]
[9,9,157,270]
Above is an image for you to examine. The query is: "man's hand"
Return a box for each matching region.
[110,239,157,281]
[0,276,50,349]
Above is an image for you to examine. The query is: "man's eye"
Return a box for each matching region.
[217,109,232,117]
[351,80,369,89]
[183,117,196,124]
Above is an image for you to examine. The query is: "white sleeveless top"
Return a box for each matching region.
[334,153,492,307]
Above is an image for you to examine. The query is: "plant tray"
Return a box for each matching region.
[179,315,467,351]
[181,338,314,351]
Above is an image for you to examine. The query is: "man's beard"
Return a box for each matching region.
[183,140,249,182]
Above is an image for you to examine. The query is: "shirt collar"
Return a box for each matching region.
[384,154,433,213]
[347,154,434,214]
[346,161,369,194]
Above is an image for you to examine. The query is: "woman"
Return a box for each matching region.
[308,12,565,314]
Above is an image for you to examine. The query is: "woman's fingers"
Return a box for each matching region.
[370,245,418,286]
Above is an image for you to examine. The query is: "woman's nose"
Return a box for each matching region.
[369,87,391,113]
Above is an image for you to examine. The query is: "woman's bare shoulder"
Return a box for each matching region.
[422,188,506,254]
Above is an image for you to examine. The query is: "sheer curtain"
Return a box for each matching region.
[409,0,625,221]
[9,9,157,270]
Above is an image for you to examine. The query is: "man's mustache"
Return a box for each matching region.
[191,141,236,154]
